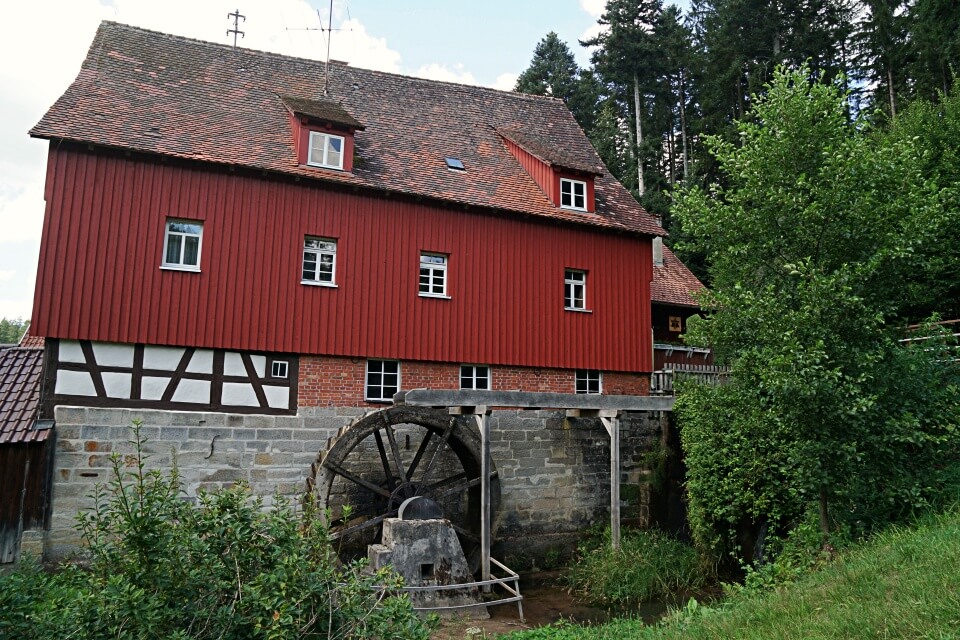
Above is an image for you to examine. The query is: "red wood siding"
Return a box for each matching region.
[503,138,554,205]
[33,146,653,373]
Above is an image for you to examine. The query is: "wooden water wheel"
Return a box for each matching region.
[308,406,500,568]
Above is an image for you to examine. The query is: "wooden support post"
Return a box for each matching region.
[599,412,621,552]
[454,405,492,589]
[476,411,492,589]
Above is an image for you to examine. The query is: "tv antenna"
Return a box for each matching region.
[286,0,352,95]
[227,9,245,48]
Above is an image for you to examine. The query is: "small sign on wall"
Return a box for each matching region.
[669,316,683,332]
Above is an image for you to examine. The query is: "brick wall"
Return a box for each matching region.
[298,355,650,407]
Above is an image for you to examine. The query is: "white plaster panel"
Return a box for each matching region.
[101,372,132,399]
[141,376,171,401]
[264,385,290,409]
[222,382,259,407]
[92,342,135,368]
[55,370,96,396]
[250,355,266,378]
[58,340,86,364]
[223,352,247,377]
[172,379,211,404]
[143,346,186,371]
[185,349,214,374]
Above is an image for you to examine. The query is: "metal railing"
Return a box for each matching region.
[367,557,524,621]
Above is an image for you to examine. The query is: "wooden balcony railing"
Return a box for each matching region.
[650,363,731,395]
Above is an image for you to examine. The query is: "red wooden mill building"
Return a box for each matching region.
[24,22,705,564]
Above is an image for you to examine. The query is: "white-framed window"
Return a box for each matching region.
[560,178,587,211]
[307,131,345,170]
[565,269,587,310]
[270,360,289,379]
[575,370,602,394]
[162,219,203,271]
[460,365,490,390]
[366,360,400,402]
[419,253,448,298]
[302,237,337,286]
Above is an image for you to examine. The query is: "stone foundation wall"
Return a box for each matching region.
[43,405,665,565]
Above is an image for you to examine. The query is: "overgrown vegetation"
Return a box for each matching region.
[0,423,433,640]
[0,317,28,344]
[672,66,960,563]
[505,508,960,639]
[565,528,708,608]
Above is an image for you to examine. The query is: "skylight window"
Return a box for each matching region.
[445,157,465,171]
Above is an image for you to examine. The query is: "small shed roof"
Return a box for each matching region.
[0,348,47,444]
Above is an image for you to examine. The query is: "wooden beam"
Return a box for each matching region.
[474,411,492,591]
[395,390,673,412]
[601,414,621,552]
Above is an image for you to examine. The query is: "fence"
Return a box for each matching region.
[650,364,731,395]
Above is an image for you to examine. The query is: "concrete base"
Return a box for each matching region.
[370,518,488,618]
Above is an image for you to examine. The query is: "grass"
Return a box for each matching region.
[503,508,960,639]
[564,528,708,608]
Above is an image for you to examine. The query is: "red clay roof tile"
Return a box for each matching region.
[31,21,665,238]
[0,348,47,445]
[652,245,705,308]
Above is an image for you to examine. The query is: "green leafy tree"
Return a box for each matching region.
[0,317,29,344]
[673,67,960,561]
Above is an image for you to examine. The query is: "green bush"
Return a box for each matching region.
[565,528,709,608]
[0,422,433,640]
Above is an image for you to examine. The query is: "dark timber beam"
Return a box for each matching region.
[394,390,674,412]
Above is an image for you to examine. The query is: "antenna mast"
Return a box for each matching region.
[227,9,246,48]
[323,0,333,95]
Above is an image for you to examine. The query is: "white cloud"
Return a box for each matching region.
[580,0,605,18]
[0,271,15,282]
[492,72,519,91]
[414,63,477,85]
[578,0,607,46]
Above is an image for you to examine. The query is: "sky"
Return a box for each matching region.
[0,0,686,321]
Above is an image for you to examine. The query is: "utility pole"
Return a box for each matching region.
[227,9,245,48]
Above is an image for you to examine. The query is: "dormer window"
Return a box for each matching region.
[308,132,345,170]
[560,178,587,211]
[281,95,364,173]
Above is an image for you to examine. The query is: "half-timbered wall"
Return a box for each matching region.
[47,339,298,415]
[33,146,654,374]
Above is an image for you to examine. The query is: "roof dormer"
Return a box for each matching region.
[281,95,364,173]
[498,128,602,213]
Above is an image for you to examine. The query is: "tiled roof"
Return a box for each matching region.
[31,21,664,238]
[652,245,705,308]
[0,348,47,445]
[280,95,365,130]
[18,327,44,348]
[497,128,603,175]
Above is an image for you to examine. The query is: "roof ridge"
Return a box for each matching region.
[97,21,566,105]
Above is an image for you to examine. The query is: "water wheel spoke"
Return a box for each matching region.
[330,510,397,540]
[450,523,480,544]
[323,460,392,498]
[373,430,396,489]
[420,417,457,487]
[385,424,410,486]
[406,429,433,479]
[429,472,482,500]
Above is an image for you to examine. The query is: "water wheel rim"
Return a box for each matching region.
[313,406,500,568]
